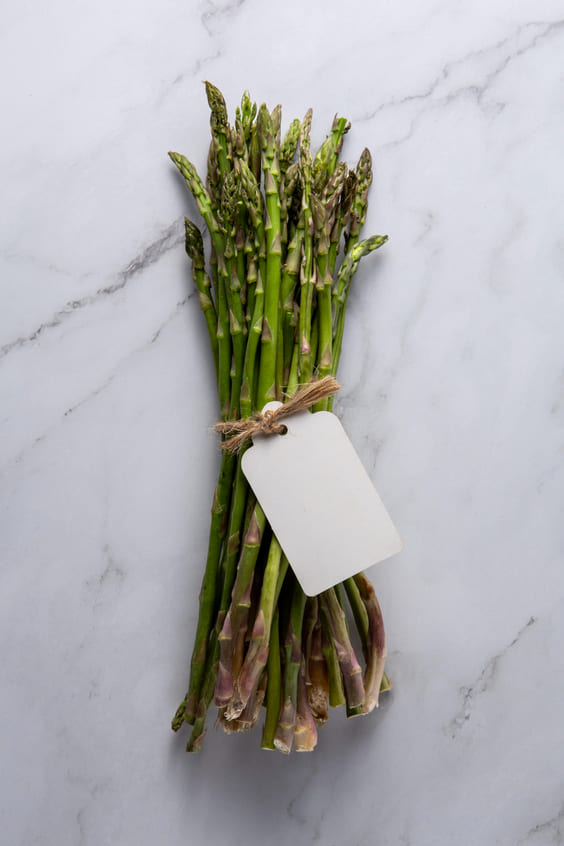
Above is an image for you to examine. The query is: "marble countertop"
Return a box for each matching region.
[2,1,564,844]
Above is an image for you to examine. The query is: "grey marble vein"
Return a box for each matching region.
[156,51,222,109]
[447,616,537,739]
[521,801,564,844]
[356,20,564,152]
[5,293,191,472]
[360,20,564,123]
[201,0,248,37]
[0,218,184,361]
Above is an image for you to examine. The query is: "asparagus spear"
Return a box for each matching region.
[226,535,284,719]
[235,90,257,159]
[308,612,330,722]
[319,588,365,710]
[256,106,282,408]
[313,115,350,194]
[328,168,356,277]
[183,219,218,380]
[168,152,232,419]
[204,81,231,178]
[172,449,235,728]
[297,110,315,386]
[221,171,247,417]
[261,608,282,749]
[274,578,307,753]
[354,572,387,713]
[280,118,301,179]
[215,505,266,706]
[238,159,265,420]
[295,655,318,751]
[321,616,346,708]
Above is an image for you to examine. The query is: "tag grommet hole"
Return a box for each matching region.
[279,425,288,436]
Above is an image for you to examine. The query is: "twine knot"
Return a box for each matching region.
[260,408,287,436]
[214,376,341,453]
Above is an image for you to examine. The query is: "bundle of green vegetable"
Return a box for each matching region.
[171,83,389,753]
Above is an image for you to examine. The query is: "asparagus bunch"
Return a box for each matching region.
[170,84,390,753]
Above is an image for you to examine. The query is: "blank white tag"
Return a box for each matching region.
[241,404,402,596]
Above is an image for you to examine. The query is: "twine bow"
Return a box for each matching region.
[214,376,341,453]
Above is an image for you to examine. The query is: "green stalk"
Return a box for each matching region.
[235,223,247,300]
[183,219,219,391]
[227,535,283,718]
[346,147,372,252]
[309,307,319,372]
[328,169,356,276]
[215,503,266,706]
[204,81,231,178]
[298,222,314,383]
[172,450,234,727]
[298,110,314,385]
[232,116,247,167]
[308,613,330,723]
[287,340,300,397]
[186,491,255,736]
[280,155,300,256]
[354,572,388,714]
[222,668,267,733]
[235,90,257,153]
[256,106,282,408]
[206,137,221,214]
[313,115,350,193]
[245,252,257,332]
[275,309,285,396]
[302,597,318,675]
[216,257,232,420]
[261,609,281,749]
[332,235,387,333]
[338,576,366,719]
[295,655,318,751]
[320,588,364,710]
[186,627,219,752]
[281,211,303,378]
[220,456,252,609]
[249,118,261,181]
[328,116,351,173]
[280,118,300,178]
[169,152,232,418]
[321,618,346,707]
[329,150,379,392]
[343,577,392,700]
[241,270,264,419]
[312,191,337,409]
[280,170,302,352]
[238,159,265,419]
[315,276,331,385]
[221,172,247,417]
[274,555,290,603]
[274,579,307,753]
[344,576,370,659]
[331,236,388,404]
[332,580,359,716]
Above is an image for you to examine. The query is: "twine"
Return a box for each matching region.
[214,376,341,453]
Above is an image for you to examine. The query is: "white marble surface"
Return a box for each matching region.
[2,1,564,843]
